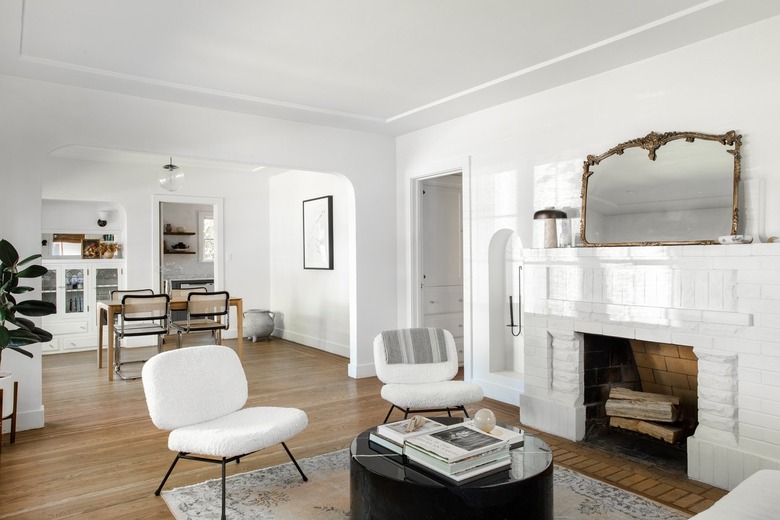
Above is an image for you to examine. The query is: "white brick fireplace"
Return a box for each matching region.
[518,243,780,489]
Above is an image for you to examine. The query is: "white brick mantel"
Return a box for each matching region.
[519,243,780,489]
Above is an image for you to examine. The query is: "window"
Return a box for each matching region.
[198,212,214,262]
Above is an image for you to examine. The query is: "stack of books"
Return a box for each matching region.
[369,416,449,454]
[369,417,524,483]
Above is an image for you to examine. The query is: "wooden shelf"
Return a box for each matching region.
[164,251,196,255]
[164,232,196,236]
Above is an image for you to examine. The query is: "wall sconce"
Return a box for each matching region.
[159,157,184,192]
[97,211,109,227]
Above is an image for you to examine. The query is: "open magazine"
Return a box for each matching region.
[405,423,508,463]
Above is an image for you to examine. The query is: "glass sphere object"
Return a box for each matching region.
[474,408,496,433]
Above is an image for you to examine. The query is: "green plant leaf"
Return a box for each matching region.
[0,278,15,293]
[17,264,47,279]
[0,326,10,347]
[32,327,53,343]
[16,253,43,267]
[15,300,56,317]
[10,285,34,294]
[0,239,19,268]
[8,329,41,345]
[5,346,34,358]
[14,316,35,331]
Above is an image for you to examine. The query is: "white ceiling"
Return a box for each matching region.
[2,0,780,136]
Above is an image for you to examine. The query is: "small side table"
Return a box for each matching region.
[0,380,18,454]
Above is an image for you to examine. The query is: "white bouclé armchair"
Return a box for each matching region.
[142,345,308,520]
[374,328,484,423]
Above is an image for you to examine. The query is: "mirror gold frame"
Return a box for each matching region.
[580,130,741,247]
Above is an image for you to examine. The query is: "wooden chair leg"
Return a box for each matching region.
[0,381,19,453]
[10,381,18,444]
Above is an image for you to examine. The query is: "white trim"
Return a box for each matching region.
[197,210,215,263]
[407,156,473,380]
[152,194,224,292]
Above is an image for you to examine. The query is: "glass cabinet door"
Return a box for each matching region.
[94,267,120,301]
[41,269,58,310]
[64,268,86,314]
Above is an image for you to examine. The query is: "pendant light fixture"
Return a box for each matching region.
[159,157,184,192]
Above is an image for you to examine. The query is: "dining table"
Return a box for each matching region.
[96,296,244,381]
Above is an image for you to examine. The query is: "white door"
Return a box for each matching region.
[420,174,464,362]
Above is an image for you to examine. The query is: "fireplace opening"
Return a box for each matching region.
[582,334,698,471]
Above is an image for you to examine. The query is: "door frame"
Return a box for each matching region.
[152,194,224,293]
[409,156,472,377]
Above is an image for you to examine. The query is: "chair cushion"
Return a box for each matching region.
[116,322,167,337]
[142,345,248,430]
[168,406,308,457]
[381,381,484,409]
[171,318,227,333]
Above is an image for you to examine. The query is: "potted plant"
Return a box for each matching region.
[0,238,56,419]
[98,241,120,259]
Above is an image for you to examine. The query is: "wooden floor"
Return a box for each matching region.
[0,337,726,519]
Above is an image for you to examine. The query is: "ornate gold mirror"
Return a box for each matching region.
[581,130,741,247]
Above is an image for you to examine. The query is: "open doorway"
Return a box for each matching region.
[152,194,224,297]
[414,172,464,363]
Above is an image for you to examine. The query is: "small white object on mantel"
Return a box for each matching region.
[717,235,753,244]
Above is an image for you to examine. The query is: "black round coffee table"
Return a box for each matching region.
[349,418,553,519]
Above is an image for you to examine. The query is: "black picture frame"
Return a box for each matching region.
[303,195,333,270]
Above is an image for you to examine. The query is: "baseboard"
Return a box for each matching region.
[473,376,523,406]
[275,329,349,358]
[3,405,44,433]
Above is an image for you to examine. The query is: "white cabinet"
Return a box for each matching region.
[423,286,464,363]
[41,260,125,354]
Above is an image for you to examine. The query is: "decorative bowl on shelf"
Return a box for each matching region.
[171,242,189,250]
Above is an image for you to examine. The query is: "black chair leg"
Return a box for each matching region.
[281,442,308,482]
[383,404,471,424]
[382,404,395,424]
[155,452,185,496]
[221,457,227,520]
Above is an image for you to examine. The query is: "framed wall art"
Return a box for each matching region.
[303,195,333,269]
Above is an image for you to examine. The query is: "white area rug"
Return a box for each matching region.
[162,449,690,519]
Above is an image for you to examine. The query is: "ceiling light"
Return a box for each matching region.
[159,157,184,192]
[97,211,109,227]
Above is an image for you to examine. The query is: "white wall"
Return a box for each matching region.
[0,68,396,427]
[269,171,352,357]
[396,16,780,404]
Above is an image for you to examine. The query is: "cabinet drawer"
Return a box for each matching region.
[46,321,89,335]
[41,339,60,353]
[423,314,463,339]
[423,286,463,315]
[62,336,96,351]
